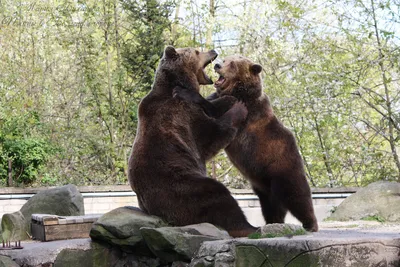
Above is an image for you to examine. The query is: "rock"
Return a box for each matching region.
[1,224,400,267]
[0,237,160,267]
[328,181,400,222]
[54,242,160,267]
[0,238,92,266]
[192,227,400,267]
[1,184,84,241]
[140,223,231,263]
[190,240,235,267]
[260,223,307,237]
[171,261,190,267]
[0,255,19,267]
[53,242,113,267]
[1,211,25,242]
[90,206,167,254]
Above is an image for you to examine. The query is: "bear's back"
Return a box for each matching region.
[130,93,207,182]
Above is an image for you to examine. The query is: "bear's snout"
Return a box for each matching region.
[214,63,221,70]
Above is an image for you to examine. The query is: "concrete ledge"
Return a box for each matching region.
[0,185,133,194]
[0,186,359,195]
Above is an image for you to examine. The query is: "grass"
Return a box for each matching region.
[329,206,338,214]
[361,215,386,223]
[248,226,307,239]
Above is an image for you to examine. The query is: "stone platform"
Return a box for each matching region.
[193,222,400,267]
[0,221,399,267]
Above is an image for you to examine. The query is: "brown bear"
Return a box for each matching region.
[175,55,319,232]
[128,47,257,237]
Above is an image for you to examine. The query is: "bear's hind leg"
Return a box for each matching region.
[147,175,257,237]
[285,196,319,232]
[253,187,287,224]
[190,177,258,237]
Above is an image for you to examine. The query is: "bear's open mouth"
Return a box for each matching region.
[214,75,226,88]
[202,54,218,83]
[203,56,216,69]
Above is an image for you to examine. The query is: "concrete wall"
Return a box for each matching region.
[241,198,345,226]
[0,186,356,226]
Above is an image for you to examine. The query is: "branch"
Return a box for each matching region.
[217,165,233,179]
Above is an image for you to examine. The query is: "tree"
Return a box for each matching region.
[330,0,400,182]
[121,0,174,94]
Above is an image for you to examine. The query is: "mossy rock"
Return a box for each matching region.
[140,223,231,263]
[90,206,167,255]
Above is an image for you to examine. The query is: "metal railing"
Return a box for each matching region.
[0,192,352,200]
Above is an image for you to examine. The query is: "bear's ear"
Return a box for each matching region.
[164,46,178,60]
[229,61,237,71]
[250,64,262,74]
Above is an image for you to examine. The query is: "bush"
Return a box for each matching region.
[0,112,57,186]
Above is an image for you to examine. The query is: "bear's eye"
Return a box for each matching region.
[195,50,200,55]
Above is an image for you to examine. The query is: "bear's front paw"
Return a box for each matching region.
[220,95,237,106]
[229,101,248,127]
[172,86,186,100]
[172,86,199,103]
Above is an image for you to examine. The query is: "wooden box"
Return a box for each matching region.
[31,214,101,241]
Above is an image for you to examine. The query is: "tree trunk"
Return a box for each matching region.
[205,0,215,49]
[313,115,335,186]
[211,160,216,179]
[306,90,335,186]
[171,0,182,44]
[7,159,13,187]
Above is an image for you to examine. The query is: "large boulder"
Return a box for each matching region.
[89,206,167,254]
[328,181,400,222]
[140,223,232,264]
[1,184,84,241]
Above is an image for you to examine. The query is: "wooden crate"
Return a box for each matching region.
[31,214,101,241]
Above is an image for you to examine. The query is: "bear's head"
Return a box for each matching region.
[158,46,218,93]
[214,55,263,101]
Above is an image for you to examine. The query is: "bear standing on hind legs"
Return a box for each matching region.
[175,55,319,232]
[128,47,257,237]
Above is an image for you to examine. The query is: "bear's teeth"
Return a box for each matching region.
[215,76,225,87]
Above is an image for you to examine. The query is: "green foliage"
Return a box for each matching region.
[0,0,399,187]
[0,112,57,185]
[121,0,174,94]
[361,215,386,223]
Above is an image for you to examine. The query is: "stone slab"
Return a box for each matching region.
[191,222,400,267]
[0,238,92,266]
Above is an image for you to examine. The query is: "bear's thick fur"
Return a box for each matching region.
[128,47,257,237]
[176,55,318,232]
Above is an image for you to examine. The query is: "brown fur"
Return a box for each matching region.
[212,55,318,231]
[174,55,319,231]
[128,47,257,237]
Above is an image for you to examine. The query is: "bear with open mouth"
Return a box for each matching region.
[175,55,319,232]
[128,47,258,237]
